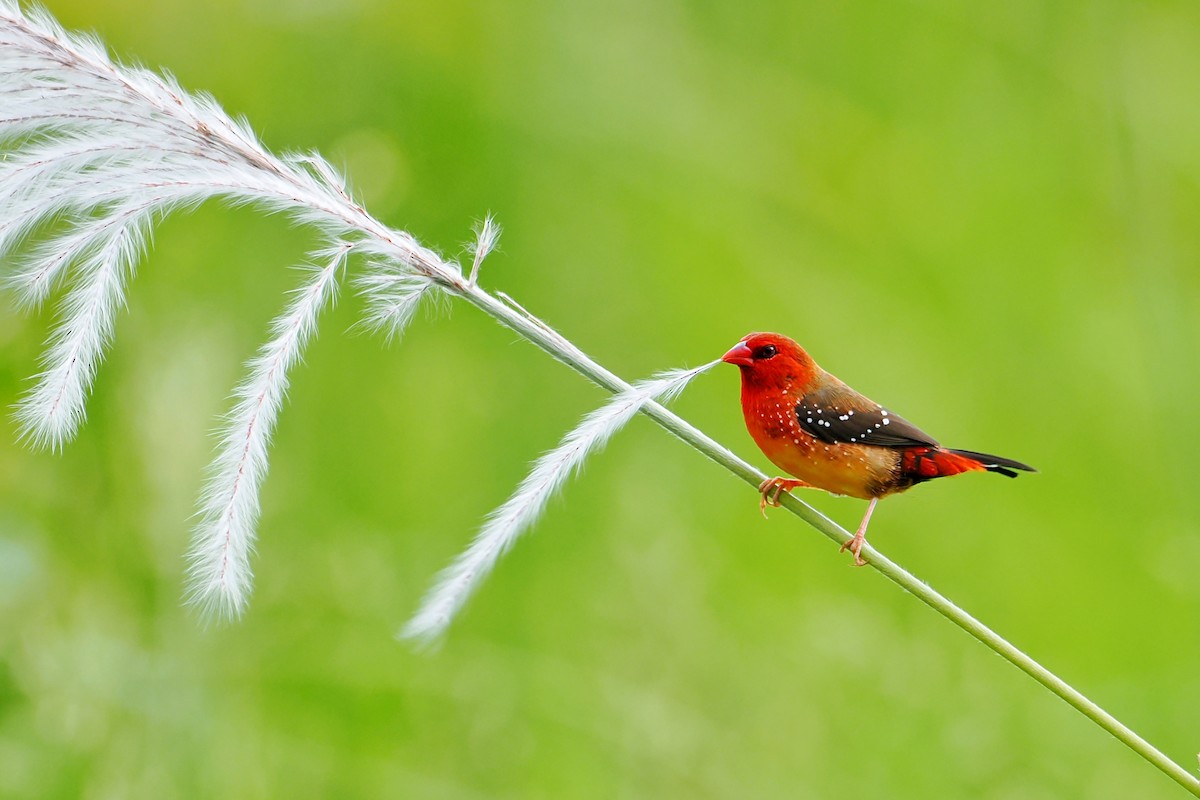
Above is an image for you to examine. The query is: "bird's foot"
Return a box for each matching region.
[839,533,869,567]
[839,497,878,567]
[757,477,811,517]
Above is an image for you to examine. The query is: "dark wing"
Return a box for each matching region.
[795,379,939,449]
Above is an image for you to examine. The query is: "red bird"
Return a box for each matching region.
[723,333,1034,565]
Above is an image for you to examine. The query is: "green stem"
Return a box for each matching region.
[458,282,1200,797]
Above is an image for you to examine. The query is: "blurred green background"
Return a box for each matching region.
[2,0,1199,797]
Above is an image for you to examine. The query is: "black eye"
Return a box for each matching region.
[753,344,777,360]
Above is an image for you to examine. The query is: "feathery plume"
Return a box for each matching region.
[468,213,501,285]
[0,3,466,610]
[356,265,436,342]
[401,360,718,644]
[15,213,149,448]
[0,4,715,627]
[187,244,349,620]
[0,2,371,447]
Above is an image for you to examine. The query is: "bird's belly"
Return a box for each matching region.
[751,426,897,500]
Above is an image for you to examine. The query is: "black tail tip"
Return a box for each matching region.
[949,449,1036,478]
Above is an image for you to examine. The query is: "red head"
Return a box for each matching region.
[721,332,818,392]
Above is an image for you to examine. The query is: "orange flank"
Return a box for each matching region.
[722,333,1034,565]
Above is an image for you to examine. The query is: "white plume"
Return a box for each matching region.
[356,265,436,342]
[187,245,348,619]
[0,3,462,616]
[15,213,149,449]
[468,213,501,284]
[401,361,718,644]
[0,4,716,629]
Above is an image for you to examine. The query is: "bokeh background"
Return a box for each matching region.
[2,1,1199,797]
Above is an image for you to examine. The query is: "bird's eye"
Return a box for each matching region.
[753,344,777,360]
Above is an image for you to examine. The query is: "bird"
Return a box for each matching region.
[722,332,1034,565]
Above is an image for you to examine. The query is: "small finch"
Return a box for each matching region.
[723,333,1034,565]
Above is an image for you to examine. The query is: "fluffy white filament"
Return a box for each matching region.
[188,245,348,619]
[0,2,371,447]
[468,214,501,284]
[0,3,467,615]
[16,215,148,449]
[401,360,718,644]
[1,4,714,627]
[356,267,435,341]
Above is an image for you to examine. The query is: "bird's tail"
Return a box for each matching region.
[901,447,1036,482]
[947,449,1037,478]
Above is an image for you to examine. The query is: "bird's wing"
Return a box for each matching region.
[795,378,940,448]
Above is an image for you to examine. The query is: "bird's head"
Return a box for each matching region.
[721,332,817,391]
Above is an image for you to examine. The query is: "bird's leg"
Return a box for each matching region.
[840,497,878,567]
[758,477,812,517]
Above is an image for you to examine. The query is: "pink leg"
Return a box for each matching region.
[839,497,878,567]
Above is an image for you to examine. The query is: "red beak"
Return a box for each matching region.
[721,341,754,367]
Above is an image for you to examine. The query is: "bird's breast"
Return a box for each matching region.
[742,391,899,500]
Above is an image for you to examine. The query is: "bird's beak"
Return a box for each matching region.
[721,341,754,367]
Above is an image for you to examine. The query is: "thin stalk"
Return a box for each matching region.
[451,283,1200,797]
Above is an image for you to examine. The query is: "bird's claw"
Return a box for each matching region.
[757,477,809,518]
[839,533,869,567]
